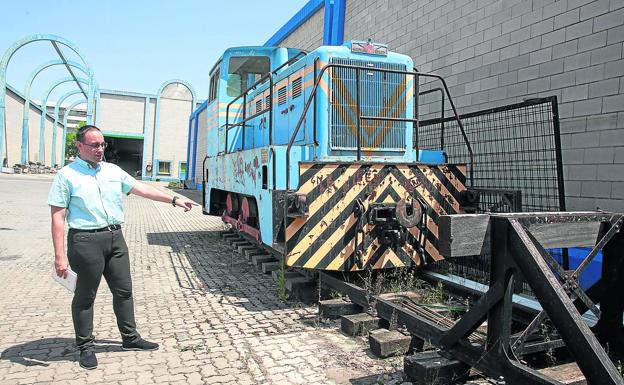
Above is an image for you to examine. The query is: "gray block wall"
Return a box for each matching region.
[280,8,325,49]
[3,86,61,167]
[337,0,624,211]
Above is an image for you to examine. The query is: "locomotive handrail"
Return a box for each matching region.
[202,154,209,209]
[223,52,309,155]
[285,63,475,190]
[225,72,274,153]
[418,87,445,150]
[271,50,307,75]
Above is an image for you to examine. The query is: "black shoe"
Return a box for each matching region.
[79,350,97,370]
[122,338,159,351]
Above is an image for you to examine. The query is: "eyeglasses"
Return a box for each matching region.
[80,141,107,149]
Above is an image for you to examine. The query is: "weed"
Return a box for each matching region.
[421,281,445,304]
[276,263,289,301]
[179,342,210,353]
[387,268,419,293]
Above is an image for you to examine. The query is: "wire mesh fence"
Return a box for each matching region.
[418,96,566,292]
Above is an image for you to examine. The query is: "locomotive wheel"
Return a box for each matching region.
[241,196,259,228]
[225,192,239,217]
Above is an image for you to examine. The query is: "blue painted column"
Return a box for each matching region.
[61,99,86,162]
[51,89,82,167]
[141,97,151,180]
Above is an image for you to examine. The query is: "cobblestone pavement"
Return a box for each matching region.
[0,173,406,385]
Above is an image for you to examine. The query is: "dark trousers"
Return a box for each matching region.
[67,228,140,351]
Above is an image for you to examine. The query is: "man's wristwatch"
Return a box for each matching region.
[172,196,178,207]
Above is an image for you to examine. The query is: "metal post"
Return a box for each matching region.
[355,68,361,161]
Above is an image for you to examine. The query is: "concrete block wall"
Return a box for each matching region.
[98,94,146,134]
[280,8,325,49]
[3,87,60,167]
[5,90,26,166]
[156,97,193,180]
[340,0,624,211]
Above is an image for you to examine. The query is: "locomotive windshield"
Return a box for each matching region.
[226,56,270,97]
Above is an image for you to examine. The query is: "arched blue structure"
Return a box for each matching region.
[60,99,86,162]
[51,89,83,167]
[0,34,96,166]
[20,60,93,164]
[38,77,90,165]
[152,79,197,180]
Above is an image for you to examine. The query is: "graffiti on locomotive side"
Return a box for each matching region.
[311,174,336,194]
[231,155,261,187]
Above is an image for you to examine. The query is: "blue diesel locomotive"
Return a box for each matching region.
[202,40,471,271]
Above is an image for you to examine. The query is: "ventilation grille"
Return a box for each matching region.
[278,86,287,105]
[329,58,407,151]
[292,77,302,99]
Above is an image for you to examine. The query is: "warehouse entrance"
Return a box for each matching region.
[103,136,143,178]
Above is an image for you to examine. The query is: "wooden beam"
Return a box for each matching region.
[438,213,608,258]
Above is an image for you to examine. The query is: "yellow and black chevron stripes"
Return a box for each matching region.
[285,162,467,271]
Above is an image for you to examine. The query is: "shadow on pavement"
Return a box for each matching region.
[0,338,122,367]
[167,188,202,204]
[146,230,309,313]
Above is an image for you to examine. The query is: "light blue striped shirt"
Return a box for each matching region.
[47,157,137,230]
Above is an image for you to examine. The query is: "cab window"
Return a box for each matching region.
[227,56,270,97]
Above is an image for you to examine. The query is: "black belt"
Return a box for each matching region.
[71,224,121,233]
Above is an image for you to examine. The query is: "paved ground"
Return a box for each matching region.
[0,173,406,385]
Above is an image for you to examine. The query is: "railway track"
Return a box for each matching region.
[216,224,624,384]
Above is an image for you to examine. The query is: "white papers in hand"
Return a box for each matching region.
[52,264,77,293]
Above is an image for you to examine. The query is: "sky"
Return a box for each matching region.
[1,0,310,104]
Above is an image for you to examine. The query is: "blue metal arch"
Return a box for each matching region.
[39,77,90,166]
[20,60,94,164]
[51,89,83,166]
[152,79,197,180]
[0,34,96,166]
[60,99,87,162]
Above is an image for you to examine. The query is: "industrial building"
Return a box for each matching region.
[183,0,624,212]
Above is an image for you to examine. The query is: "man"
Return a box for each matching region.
[48,125,196,370]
